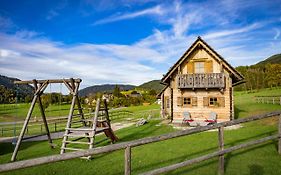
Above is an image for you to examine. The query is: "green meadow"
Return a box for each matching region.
[0,88,281,174]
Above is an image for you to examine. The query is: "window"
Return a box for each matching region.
[209,97,218,106]
[183,97,191,105]
[194,62,205,73]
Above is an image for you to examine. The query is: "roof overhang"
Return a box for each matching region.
[161,36,245,85]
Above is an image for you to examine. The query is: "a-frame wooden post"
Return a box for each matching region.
[11,80,51,161]
[60,78,81,154]
[11,78,82,162]
[33,80,54,148]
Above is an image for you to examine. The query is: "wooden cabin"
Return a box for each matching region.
[160,37,244,123]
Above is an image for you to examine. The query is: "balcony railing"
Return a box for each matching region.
[177,73,225,89]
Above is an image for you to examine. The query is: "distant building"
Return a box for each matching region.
[129,91,142,98]
[102,93,113,102]
[159,37,244,123]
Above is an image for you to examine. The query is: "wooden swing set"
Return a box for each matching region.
[11,78,118,161]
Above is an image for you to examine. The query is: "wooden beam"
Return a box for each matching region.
[2,111,279,170]
[170,88,173,122]
[218,126,224,175]
[0,110,281,168]
[125,146,131,175]
[14,78,82,85]
[103,99,111,128]
[141,135,278,175]
[37,95,54,148]
[63,80,74,94]
[279,115,281,155]
[1,134,278,173]
[11,94,38,162]
[60,82,80,154]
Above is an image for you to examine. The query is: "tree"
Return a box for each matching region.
[41,94,50,111]
[113,85,123,97]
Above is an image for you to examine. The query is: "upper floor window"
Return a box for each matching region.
[194,62,205,73]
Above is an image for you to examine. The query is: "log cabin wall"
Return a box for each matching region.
[162,86,172,118]
[162,43,233,123]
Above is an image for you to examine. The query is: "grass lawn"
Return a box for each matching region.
[0,103,71,122]
[0,103,160,137]
[0,88,281,174]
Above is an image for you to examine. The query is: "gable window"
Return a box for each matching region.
[183,97,191,105]
[194,62,205,73]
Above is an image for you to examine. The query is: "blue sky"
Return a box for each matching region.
[0,0,280,88]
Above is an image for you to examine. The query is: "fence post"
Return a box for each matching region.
[55,122,57,132]
[218,126,224,175]
[278,114,281,155]
[40,124,42,134]
[125,146,131,175]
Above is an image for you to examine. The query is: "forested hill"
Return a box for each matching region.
[0,75,33,103]
[78,84,135,97]
[137,80,165,92]
[256,54,281,65]
[235,53,281,91]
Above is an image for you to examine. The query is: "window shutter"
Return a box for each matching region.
[192,97,197,106]
[177,97,182,107]
[218,97,225,107]
[186,61,194,73]
[203,97,209,107]
[205,60,213,73]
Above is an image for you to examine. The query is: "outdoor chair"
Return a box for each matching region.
[205,111,217,124]
[182,111,197,126]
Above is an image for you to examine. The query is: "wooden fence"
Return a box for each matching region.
[0,109,160,137]
[0,111,281,174]
[255,96,281,105]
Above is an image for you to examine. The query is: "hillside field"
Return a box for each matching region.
[0,87,281,174]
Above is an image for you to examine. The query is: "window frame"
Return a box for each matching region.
[183,97,192,106]
[209,97,218,106]
[194,61,205,73]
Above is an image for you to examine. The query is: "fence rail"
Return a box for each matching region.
[0,109,160,137]
[255,96,281,105]
[0,111,281,174]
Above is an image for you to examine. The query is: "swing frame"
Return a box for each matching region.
[11,78,82,162]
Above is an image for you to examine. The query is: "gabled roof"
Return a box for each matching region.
[161,36,244,85]
[156,85,168,99]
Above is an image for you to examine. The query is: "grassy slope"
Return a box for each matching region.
[0,88,281,174]
[0,104,71,122]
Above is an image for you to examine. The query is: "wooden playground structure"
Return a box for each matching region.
[11,78,118,161]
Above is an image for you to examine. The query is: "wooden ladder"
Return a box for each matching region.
[60,98,118,159]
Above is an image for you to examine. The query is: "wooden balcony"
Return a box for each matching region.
[177,73,225,89]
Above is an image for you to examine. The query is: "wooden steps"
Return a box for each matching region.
[63,141,91,145]
[60,98,118,158]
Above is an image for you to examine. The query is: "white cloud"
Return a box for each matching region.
[1,0,281,89]
[203,23,262,39]
[274,28,280,40]
[0,16,15,31]
[93,5,164,25]
[46,10,59,20]
[0,33,164,87]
